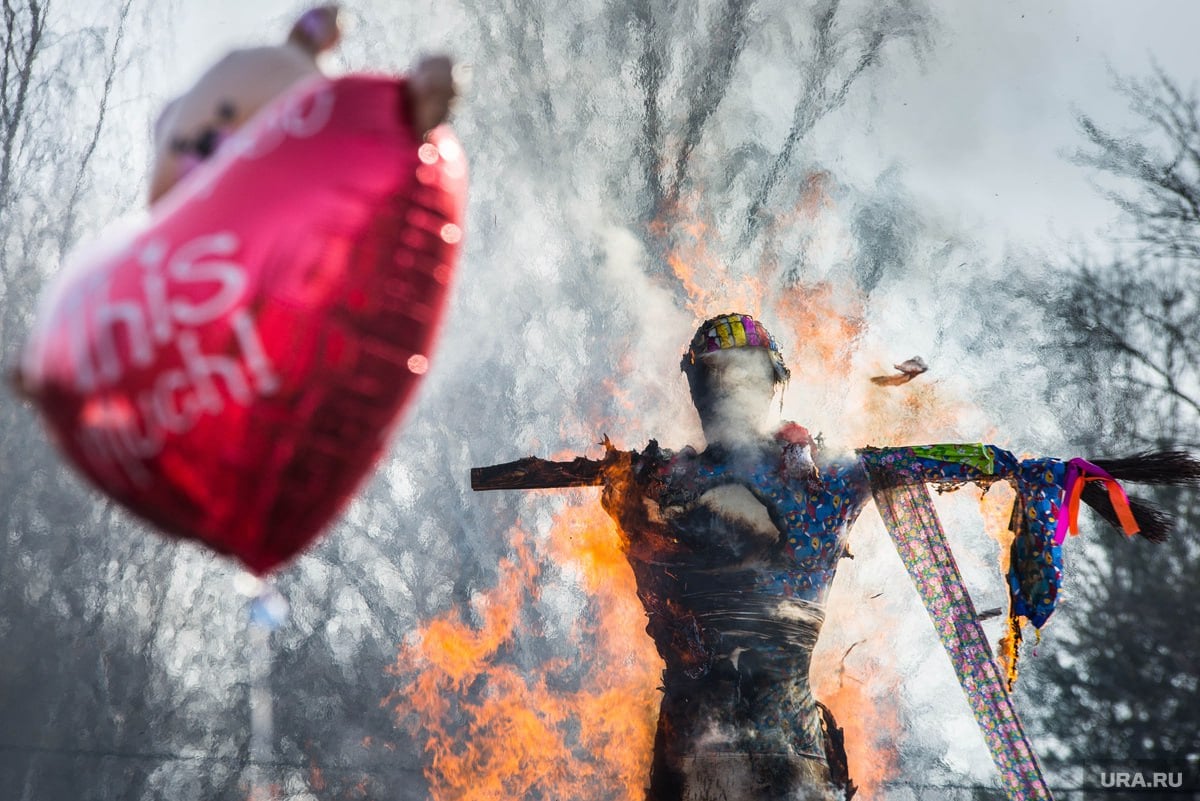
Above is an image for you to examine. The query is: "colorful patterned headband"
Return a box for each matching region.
[682,313,791,384]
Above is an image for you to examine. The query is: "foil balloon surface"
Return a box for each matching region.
[17,74,467,574]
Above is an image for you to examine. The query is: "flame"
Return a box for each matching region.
[979,475,1017,572]
[978,469,1024,684]
[652,196,769,319]
[389,507,661,801]
[810,646,899,796]
[391,172,1018,800]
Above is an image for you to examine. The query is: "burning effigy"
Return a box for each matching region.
[472,312,1200,801]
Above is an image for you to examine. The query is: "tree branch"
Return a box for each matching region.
[0,0,46,213]
[58,0,133,258]
[662,0,753,210]
[739,2,889,251]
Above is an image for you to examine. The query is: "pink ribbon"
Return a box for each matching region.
[1053,458,1140,546]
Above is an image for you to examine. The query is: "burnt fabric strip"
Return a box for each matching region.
[864,464,1053,801]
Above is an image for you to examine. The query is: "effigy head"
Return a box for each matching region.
[680,313,790,384]
[681,313,790,440]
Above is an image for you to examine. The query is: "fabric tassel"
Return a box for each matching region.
[1077,451,1200,543]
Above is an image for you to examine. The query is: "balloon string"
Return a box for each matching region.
[249,616,274,801]
[244,576,289,801]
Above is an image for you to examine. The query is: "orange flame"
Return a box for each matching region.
[810,646,899,796]
[389,507,661,801]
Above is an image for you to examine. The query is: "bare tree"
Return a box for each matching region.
[1049,67,1200,450]
[1023,67,1200,780]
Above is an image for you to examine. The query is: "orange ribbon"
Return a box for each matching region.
[1054,458,1140,545]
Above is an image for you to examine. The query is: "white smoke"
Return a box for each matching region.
[3,1,1108,799]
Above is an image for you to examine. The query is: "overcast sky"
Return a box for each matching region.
[843,0,1200,255]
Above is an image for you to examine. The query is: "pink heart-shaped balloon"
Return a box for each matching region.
[17,74,467,574]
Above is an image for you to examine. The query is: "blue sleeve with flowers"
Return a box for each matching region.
[857,444,1067,627]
